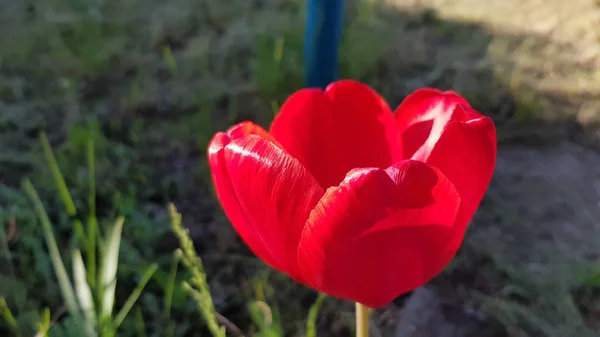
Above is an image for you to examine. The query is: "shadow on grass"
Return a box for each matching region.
[1,0,599,336]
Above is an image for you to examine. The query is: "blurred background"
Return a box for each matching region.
[1,0,600,336]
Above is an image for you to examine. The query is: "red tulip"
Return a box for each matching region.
[208,80,496,308]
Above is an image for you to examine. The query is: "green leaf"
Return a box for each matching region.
[134,307,147,337]
[112,263,157,331]
[22,179,82,320]
[39,132,77,216]
[0,297,19,336]
[100,216,124,320]
[72,250,96,336]
[164,252,181,318]
[37,307,52,337]
[39,132,88,249]
[87,140,97,289]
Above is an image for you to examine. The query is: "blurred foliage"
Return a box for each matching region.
[0,1,334,335]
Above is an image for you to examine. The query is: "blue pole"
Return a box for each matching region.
[304,0,345,89]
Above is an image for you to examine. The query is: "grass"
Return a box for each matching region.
[1,0,600,336]
[20,134,158,337]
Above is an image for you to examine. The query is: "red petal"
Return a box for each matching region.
[208,122,290,270]
[419,106,497,269]
[395,88,471,159]
[222,135,324,282]
[298,160,460,308]
[270,80,400,188]
[208,132,281,270]
[226,121,280,146]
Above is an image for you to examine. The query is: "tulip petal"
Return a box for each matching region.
[298,160,460,308]
[221,134,324,282]
[418,106,497,269]
[226,121,279,146]
[395,88,471,159]
[208,131,281,270]
[270,80,400,188]
[209,123,323,281]
[208,122,285,269]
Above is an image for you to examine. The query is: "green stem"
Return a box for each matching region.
[355,302,369,337]
[305,293,327,337]
[87,140,97,290]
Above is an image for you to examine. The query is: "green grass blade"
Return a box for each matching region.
[0,220,17,284]
[39,132,77,215]
[23,179,81,319]
[87,215,98,290]
[164,252,181,319]
[87,140,97,289]
[273,37,285,64]
[87,140,96,219]
[0,297,19,336]
[37,308,52,337]
[73,249,96,335]
[40,131,88,249]
[100,216,124,320]
[112,263,158,331]
[162,45,177,74]
[73,218,89,251]
[134,307,147,337]
[305,293,327,337]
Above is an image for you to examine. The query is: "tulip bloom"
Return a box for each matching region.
[208,80,496,308]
